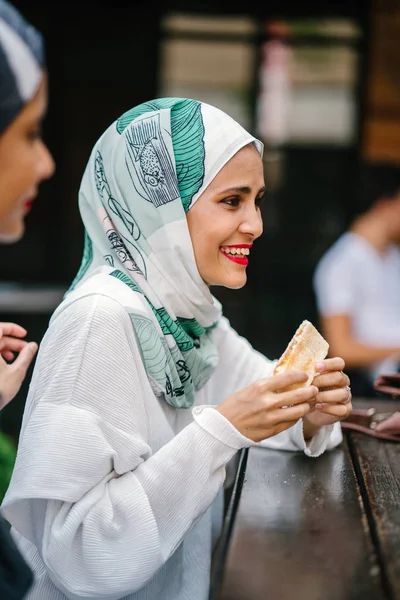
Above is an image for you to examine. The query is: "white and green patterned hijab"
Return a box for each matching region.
[69,98,263,408]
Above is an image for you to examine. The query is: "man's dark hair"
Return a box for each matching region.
[355,161,400,216]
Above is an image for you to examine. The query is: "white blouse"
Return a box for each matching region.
[2,277,342,600]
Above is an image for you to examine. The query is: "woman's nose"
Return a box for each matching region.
[38,141,55,181]
[238,205,263,239]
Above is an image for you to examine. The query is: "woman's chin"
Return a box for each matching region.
[0,218,25,244]
[212,273,248,289]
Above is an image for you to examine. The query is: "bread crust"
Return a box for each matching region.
[273,320,329,390]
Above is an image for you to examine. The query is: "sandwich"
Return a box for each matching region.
[273,320,329,390]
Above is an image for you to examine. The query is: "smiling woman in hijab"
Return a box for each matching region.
[2,98,351,600]
[0,1,54,598]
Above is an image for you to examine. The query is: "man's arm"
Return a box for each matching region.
[320,314,400,369]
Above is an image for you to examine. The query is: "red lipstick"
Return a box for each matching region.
[23,200,33,212]
[223,244,252,248]
[221,252,248,265]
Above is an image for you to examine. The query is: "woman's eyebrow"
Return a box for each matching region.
[218,185,266,195]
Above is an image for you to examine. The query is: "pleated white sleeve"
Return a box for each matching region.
[2,295,251,600]
[211,316,343,457]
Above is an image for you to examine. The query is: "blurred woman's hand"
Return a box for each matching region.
[0,323,37,410]
[217,371,318,443]
[0,322,29,361]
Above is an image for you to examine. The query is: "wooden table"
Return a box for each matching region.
[211,398,400,600]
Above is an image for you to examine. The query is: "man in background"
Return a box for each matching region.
[313,163,400,396]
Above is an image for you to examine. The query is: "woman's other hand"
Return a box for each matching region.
[303,357,352,438]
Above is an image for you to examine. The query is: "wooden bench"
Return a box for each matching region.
[211,398,400,600]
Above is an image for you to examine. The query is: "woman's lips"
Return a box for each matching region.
[23,199,34,213]
[219,249,249,266]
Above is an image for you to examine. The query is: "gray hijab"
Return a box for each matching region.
[0,0,44,134]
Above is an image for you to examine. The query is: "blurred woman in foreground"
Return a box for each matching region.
[0,1,54,597]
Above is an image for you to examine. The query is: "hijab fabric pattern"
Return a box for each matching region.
[70,98,262,408]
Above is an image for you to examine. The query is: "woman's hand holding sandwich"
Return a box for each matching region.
[217,371,318,443]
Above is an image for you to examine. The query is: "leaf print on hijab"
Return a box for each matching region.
[117,98,205,211]
[94,151,147,277]
[125,114,179,207]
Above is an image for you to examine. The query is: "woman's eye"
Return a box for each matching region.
[26,126,42,142]
[222,196,240,207]
[256,194,265,208]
